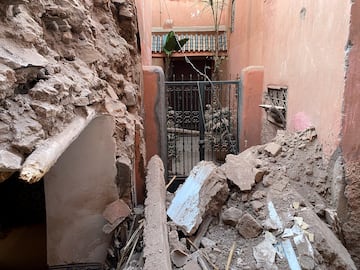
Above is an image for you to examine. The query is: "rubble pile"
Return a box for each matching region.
[0,0,142,182]
[163,128,356,270]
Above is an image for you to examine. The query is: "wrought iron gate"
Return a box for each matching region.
[166,80,242,179]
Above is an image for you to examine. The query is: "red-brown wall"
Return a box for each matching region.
[240,66,264,150]
[143,66,167,166]
[341,1,360,266]
[262,0,352,157]
[136,0,152,65]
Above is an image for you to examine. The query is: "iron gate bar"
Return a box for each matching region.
[166,80,242,179]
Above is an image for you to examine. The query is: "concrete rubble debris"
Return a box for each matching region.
[161,129,358,269]
[253,231,278,270]
[236,213,263,238]
[264,142,282,157]
[221,147,267,191]
[167,161,228,234]
[0,150,23,172]
[221,207,243,226]
[143,155,171,270]
[102,198,131,231]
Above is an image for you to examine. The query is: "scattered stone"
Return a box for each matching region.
[0,150,23,172]
[292,201,300,210]
[251,190,266,200]
[253,232,277,269]
[170,249,189,268]
[241,193,250,201]
[264,142,282,157]
[102,198,131,224]
[222,207,243,226]
[271,178,289,192]
[324,208,337,227]
[221,147,266,191]
[236,213,263,238]
[183,257,201,270]
[251,200,264,212]
[200,237,216,248]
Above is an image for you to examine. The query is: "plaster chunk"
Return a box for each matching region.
[221,147,266,191]
[0,38,48,69]
[167,161,228,234]
[236,213,263,238]
[0,150,23,171]
[264,142,282,157]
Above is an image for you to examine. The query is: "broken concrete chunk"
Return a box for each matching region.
[183,258,202,270]
[0,39,48,69]
[221,147,265,191]
[236,213,263,238]
[167,161,228,234]
[102,216,126,234]
[0,150,23,172]
[170,249,189,268]
[200,237,216,248]
[253,232,277,269]
[102,198,131,224]
[251,200,264,212]
[222,207,243,226]
[264,142,282,157]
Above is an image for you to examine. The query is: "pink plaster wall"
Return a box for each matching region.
[226,0,264,79]
[136,0,152,65]
[152,0,227,29]
[262,0,351,157]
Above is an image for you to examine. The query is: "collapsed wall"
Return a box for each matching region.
[0,0,145,266]
[0,0,143,183]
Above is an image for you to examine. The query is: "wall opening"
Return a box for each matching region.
[0,173,47,270]
[264,85,287,128]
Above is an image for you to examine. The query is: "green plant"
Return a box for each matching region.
[162,31,189,79]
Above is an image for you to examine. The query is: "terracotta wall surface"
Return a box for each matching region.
[262,0,351,158]
[143,66,167,167]
[240,66,264,150]
[342,1,360,163]
[341,1,360,266]
[152,0,227,29]
[226,0,264,79]
[45,116,118,266]
[136,0,152,65]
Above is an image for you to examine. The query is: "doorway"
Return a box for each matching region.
[0,173,47,270]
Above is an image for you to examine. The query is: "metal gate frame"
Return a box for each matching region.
[166,80,242,179]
